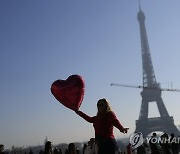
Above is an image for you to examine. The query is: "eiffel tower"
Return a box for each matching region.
[134,4,180,137]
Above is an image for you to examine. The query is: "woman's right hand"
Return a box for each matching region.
[120,127,129,134]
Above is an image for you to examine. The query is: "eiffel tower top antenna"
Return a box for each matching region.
[138,0,141,11]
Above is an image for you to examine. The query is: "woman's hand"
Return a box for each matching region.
[120,127,129,134]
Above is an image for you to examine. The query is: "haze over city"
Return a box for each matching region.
[1,0,180,149]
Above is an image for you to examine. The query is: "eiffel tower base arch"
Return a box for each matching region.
[135,116,180,137]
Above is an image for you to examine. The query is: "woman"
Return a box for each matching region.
[76,98,129,154]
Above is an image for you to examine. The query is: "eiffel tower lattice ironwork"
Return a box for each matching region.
[134,5,180,136]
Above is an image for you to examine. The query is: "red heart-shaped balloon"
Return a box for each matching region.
[51,75,85,111]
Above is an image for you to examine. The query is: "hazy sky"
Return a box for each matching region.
[1,0,180,149]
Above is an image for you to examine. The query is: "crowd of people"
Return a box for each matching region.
[147,132,180,154]
[127,132,180,154]
[1,131,180,154]
[36,133,180,154]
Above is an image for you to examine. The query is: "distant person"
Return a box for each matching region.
[126,143,132,154]
[65,143,77,154]
[82,143,87,154]
[160,133,172,154]
[84,138,95,154]
[136,144,146,154]
[54,147,59,154]
[39,149,43,154]
[170,133,179,154]
[76,98,129,154]
[76,148,80,154]
[44,141,53,154]
[149,132,160,154]
[29,149,33,154]
[0,145,4,154]
[58,148,62,154]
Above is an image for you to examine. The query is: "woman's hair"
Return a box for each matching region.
[97,98,112,116]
